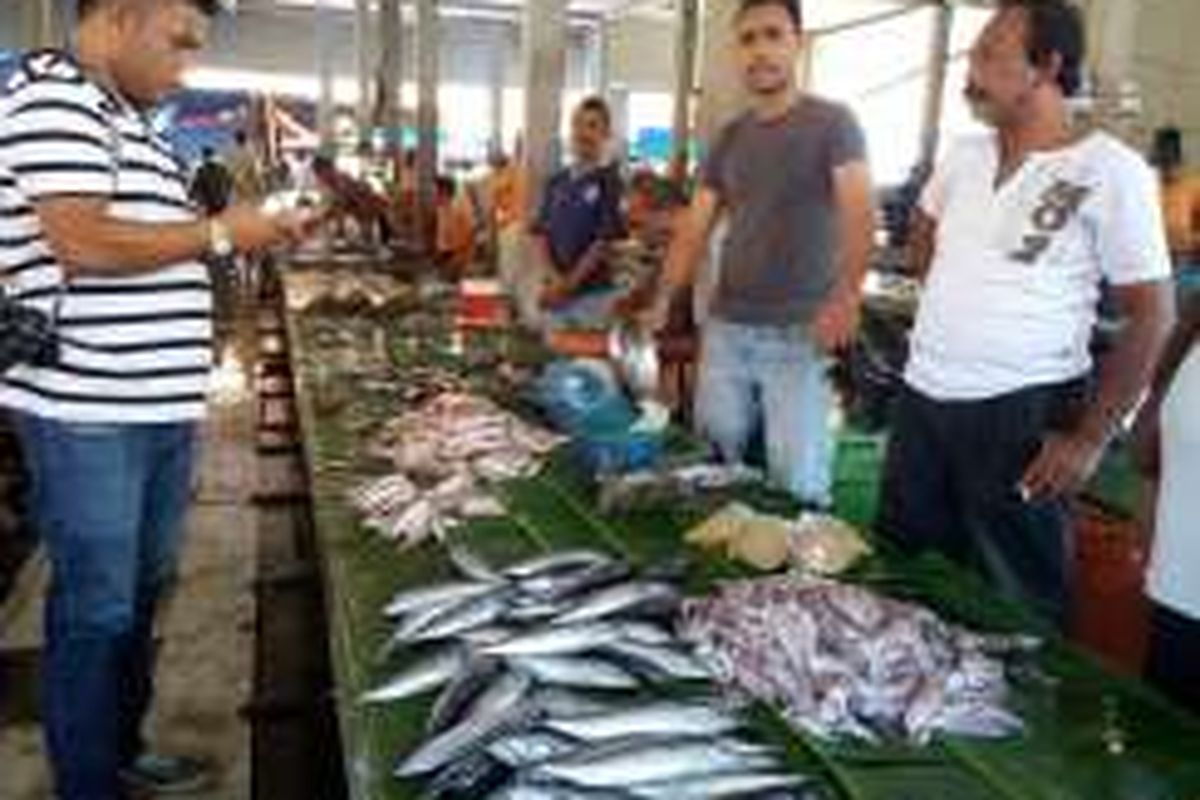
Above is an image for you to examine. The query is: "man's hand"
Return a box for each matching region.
[219,205,315,253]
[1019,430,1107,501]
[811,288,861,353]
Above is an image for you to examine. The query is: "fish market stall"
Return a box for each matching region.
[279,265,1200,800]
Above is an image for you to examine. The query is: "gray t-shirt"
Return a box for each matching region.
[703,97,866,326]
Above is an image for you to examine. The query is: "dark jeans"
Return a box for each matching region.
[15,415,197,800]
[1146,602,1200,716]
[877,381,1088,626]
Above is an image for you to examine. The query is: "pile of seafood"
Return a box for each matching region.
[348,393,563,547]
[680,574,1038,745]
[364,547,816,798]
[285,269,413,315]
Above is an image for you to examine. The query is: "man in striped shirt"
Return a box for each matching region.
[0,1,311,796]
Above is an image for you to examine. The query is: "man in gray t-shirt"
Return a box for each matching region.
[647,0,874,505]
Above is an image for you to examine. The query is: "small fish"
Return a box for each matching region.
[410,588,515,642]
[533,736,777,788]
[397,671,534,777]
[503,550,613,580]
[626,770,811,799]
[359,647,465,705]
[489,779,634,800]
[555,581,679,624]
[507,600,569,623]
[421,751,509,799]
[383,580,495,619]
[512,655,641,691]
[520,561,632,603]
[426,657,504,735]
[486,729,580,768]
[542,700,741,741]
[482,622,624,658]
[528,688,616,719]
[611,622,674,647]
[601,641,711,682]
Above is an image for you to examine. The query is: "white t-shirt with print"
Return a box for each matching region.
[906,132,1172,401]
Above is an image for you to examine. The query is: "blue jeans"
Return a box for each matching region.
[15,416,197,800]
[696,319,834,506]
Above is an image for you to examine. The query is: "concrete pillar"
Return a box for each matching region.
[490,30,507,157]
[609,85,630,162]
[354,0,374,141]
[522,0,568,219]
[695,0,746,152]
[24,0,59,49]
[671,0,700,179]
[595,20,611,97]
[1084,0,1142,138]
[378,0,403,154]
[918,0,954,170]
[415,0,440,254]
[315,0,336,151]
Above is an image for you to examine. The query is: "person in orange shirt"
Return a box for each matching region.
[1152,127,1199,270]
[436,176,478,277]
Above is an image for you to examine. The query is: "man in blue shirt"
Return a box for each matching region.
[531,96,627,328]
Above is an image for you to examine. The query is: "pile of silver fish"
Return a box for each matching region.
[363,548,817,798]
[348,392,563,547]
[680,574,1038,745]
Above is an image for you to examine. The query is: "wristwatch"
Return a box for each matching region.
[207,218,234,259]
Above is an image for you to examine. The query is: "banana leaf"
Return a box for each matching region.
[285,299,1200,800]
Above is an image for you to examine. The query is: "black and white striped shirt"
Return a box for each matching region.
[0,51,212,423]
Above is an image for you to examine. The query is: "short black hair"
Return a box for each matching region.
[78,0,222,19]
[575,96,612,131]
[736,0,802,31]
[1000,0,1086,97]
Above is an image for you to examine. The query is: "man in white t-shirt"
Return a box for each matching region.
[877,0,1176,624]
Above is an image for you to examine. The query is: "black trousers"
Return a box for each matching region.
[1146,602,1200,716]
[877,381,1088,627]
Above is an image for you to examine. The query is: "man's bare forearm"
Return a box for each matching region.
[61,218,210,277]
[1077,283,1176,444]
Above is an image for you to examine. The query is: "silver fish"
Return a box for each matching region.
[359,647,465,705]
[627,770,811,799]
[529,688,616,719]
[489,779,634,800]
[612,622,674,647]
[410,588,516,642]
[503,550,613,580]
[601,641,711,681]
[543,700,741,741]
[555,581,679,624]
[520,561,631,602]
[512,655,641,690]
[486,729,580,768]
[426,657,504,734]
[482,622,624,657]
[533,737,777,788]
[507,600,569,624]
[383,580,496,619]
[422,750,508,799]
[397,671,534,776]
